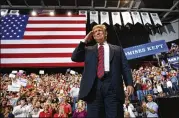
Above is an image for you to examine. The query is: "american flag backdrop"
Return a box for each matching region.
[1,15,86,67]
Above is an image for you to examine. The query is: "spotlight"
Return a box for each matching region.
[67,11,72,16]
[49,11,55,16]
[31,11,37,16]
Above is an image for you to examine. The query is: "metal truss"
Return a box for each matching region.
[2,0,179,13]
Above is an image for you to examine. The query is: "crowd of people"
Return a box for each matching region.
[0,72,86,118]
[0,42,179,118]
[0,64,178,118]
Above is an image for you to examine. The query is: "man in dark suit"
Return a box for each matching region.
[71,25,134,118]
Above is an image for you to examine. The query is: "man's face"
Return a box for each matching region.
[93,27,106,44]
[2,101,7,106]
[20,100,26,106]
[36,102,41,108]
[147,96,153,102]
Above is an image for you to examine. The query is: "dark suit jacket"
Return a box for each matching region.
[71,42,133,101]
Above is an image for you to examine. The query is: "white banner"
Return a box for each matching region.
[12,80,21,88]
[39,70,44,74]
[12,70,17,74]
[19,70,24,73]
[131,12,142,24]
[121,12,133,25]
[18,78,27,87]
[141,12,152,25]
[8,85,20,92]
[9,74,15,78]
[79,10,87,20]
[150,13,162,26]
[90,11,99,24]
[111,12,122,25]
[100,11,110,24]
[70,70,76,75]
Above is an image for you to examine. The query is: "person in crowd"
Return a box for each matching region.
[146,80,153,95]
[167,79,173,95]
[134,78,144,101]
[71,24,134,118]
[30,101,43,118]
[156,80,163,97]
[123,99,136,117]
[153,84,158,97]
[142,94,158,117]
[170,73,179,95]
[72,100,87,118]
[2,105,14,118]
[60,96,72,117]
[39,103,52,118]
[161,80,170,96]
[142,81,148,97]
[70,83,80,111]
[54,105,67,118]
[12,98,31,118]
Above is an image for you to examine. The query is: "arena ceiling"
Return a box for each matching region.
[1,0,179,23]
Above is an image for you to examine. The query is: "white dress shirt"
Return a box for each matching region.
[146,101,158,117]
[98,41,110,72]
[12,105,31,118]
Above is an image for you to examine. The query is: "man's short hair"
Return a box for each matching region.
[21,97,27,102]
[146,94,153,98]
[92,24,106,31]
[92,24,108,40]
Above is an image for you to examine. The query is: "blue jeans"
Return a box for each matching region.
[137,90,143,101]
[148,90,154,95]
[72,97,78,111]
[172,82,179,92]
[143,90,148,97]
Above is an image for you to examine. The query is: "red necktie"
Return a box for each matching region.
[97,45,104,79]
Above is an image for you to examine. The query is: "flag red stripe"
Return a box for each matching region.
[28,20,86,24]
[0,63,84,68]
[1,53,72,58]
[23,35,85,39]
[25,28,86,31]
[1,44,78,48]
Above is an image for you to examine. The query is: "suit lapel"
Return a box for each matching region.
[92,44,98,58]
[92,44,98,68]
[109,44,114,62]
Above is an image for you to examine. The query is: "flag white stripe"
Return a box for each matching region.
[24,31,86,36]
[1,40,83,44]
[1,58,73,64]
[26,24,86,28]
[1,48,75,54]
[29,17,86,21]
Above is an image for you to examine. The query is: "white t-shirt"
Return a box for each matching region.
[167,80,172,88]
[123,104,136,117]
[70,87,80,98]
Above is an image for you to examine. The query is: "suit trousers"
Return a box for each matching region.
[86,73,124,118]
